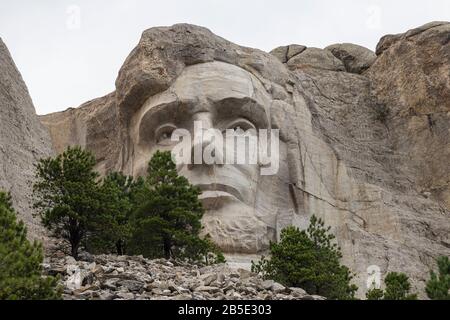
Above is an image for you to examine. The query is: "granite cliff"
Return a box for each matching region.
[0,38,53,241]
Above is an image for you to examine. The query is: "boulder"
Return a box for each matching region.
[117,280,145,292]
[325,43,376,74]
[287,47,345,71]
[270,44,307,63]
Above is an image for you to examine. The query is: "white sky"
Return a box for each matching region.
[0,0,449,115]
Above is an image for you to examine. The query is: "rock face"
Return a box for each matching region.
[37,22,450,298]
[367,22,450,211]
[44,254,324,300]
[0,38,53,240]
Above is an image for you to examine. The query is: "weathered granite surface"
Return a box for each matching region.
[3,22,448,298]
[0,38,53,241]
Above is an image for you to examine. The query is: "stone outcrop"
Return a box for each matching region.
[287,47,346,71]
[26,22,450,298]
[367,22,450,211]
[375,21,449,56]
[0,38,53,240]
[44,254,324,300]
[270,44,307,64]
[325,43,377,74]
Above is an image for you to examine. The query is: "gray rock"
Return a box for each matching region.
[151,288,164,295]
[325,43,376,74]
[99,292,116,300]
[216,272,225,284]
[270,44,307,63]
[65,268,89,290]
[78,252,95,262]
[237,268,255,279]
[115,292,135,300]
[117,280,145,292]
[287,47,345,71]
[270,282,286,294]
[195,286,221,294]
[261,280,275,290]
[200,273,217,286]
[289,287,307,297]
[102,278,120,290]
[65,256,77,265]
[46,266,67,276]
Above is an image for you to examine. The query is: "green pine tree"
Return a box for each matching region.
[33,146,102,259]
[0,191,60,300]
[365,272,418,300]
[251,215,358,300]
[383,272,417,300]
[426,256,450,300]
[87,172,145,255]
[128,150,223,263]
[366,287,384,300]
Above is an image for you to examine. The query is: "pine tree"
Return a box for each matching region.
[128,150,223,263]
[0,191,60,300]
[366,287,384,300]
[365,272,418,300]
[33,146,101,259]
[87,172,145,255]
[251,215,358,300]
[383,272,417,300]
[426,256,450,300]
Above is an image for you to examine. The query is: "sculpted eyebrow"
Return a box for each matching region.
[214,97,269,129]
[141,101,187,125]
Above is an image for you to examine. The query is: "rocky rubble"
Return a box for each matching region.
[43,254,324,300]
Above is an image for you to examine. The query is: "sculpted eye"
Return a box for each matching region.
[155,124,177,146]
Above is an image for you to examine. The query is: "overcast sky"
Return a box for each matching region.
[0,0,449,115]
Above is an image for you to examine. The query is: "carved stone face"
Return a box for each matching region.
[129,61,292,254]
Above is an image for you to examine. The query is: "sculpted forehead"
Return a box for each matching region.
[171,61,255,102]
[136,61,272,128]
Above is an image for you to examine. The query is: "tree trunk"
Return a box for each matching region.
[116,240,124,256]
[163,238,171,260]
[71,241,79,260]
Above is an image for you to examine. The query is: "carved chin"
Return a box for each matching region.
[200,199,272,254]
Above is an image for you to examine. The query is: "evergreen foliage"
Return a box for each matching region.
[0,192,60,300]
[251,216,357,300]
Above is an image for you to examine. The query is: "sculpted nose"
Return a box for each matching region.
[187,112,223,170]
